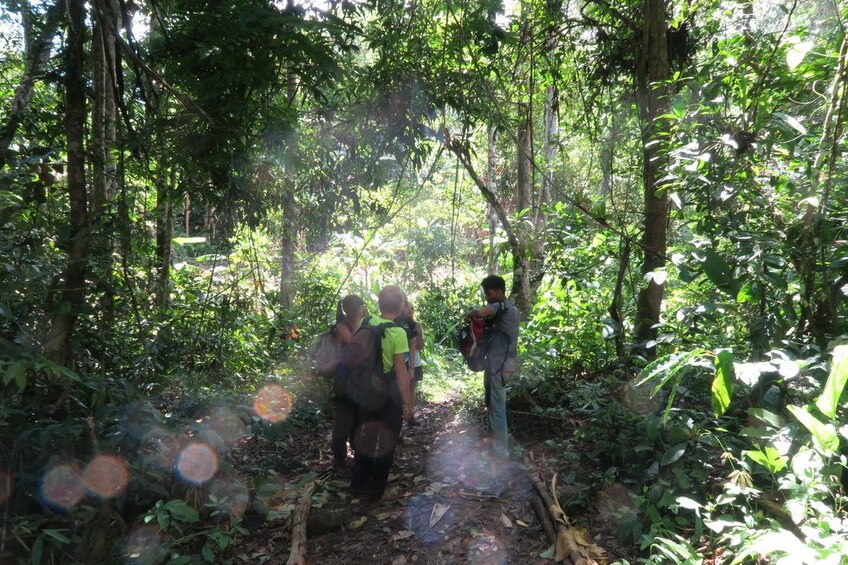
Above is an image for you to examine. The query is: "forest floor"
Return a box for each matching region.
[227,397,635,564]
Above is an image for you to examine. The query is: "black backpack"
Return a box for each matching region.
[343,321,396,412]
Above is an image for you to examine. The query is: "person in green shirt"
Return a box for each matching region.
[349,285,413,502]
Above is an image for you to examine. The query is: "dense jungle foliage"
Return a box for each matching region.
[1,0,847,562]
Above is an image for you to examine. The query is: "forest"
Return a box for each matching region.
[1,0,847,562]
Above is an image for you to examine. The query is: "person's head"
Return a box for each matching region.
[378,285,404,316]
[480,274,507,303]
[337,294,366,322]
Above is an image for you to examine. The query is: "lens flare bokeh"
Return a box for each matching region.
[84,454,129,498]
[253,384,293,423]
[201,407,248,448]
[140,428,183,470]
[208,474,249,518]
[41,463,85,509]
[176,442,219,484]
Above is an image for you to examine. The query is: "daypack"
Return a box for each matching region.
[458,303,512,372]
[313,320,352,377]
[343,322,395,412]
[313,329,342,377]
[459,318,487,371]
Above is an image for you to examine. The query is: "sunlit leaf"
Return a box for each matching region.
[786,39,814,70]
[712,350,734,417]
[743,447,787,474]
[787,406,839,456]
[775,112,807,135]
[815,345,848,419]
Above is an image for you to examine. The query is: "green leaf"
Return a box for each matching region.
[41,529,70,544]
[202,544,215,562]
[701,248,739,296]
[712,350,734,417]
[787,405,839,456]
[661,442,688,466]
[786,39,814,70]
[539,545,556,559]
[774,112,807,135]
[164,500,200,523]
[15,365,27,391]
[32,535,44,565]
[815,345,848,419]
[743,447,787,474]
[4,361,24,387]
[747,408,782,429]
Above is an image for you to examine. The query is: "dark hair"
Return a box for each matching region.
[336,294,365,322]
[480,275,506,293]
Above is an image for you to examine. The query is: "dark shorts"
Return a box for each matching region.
[411,365,423,383]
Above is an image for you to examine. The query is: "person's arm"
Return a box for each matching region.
[335,322,354,345]
[465,304,496,320]
[394,353,413,420]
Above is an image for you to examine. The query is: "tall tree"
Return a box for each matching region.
[43,0,88,370]
[632,0,671,359]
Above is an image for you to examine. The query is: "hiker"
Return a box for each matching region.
[464,275,520,457]
[331,294,367,478]
[349,285,412,502]
[396,299,424,426]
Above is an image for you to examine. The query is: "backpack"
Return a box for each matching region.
[459,318,487,371]
[313,330,342,377]
[459,303,512,372]
[313,320,352,377]
[343,321,395,412]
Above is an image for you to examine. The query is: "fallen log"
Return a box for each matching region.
[286,495,312,565]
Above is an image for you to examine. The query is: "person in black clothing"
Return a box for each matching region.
[331,294,366,477]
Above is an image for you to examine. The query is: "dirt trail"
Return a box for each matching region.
[233,401,555,564]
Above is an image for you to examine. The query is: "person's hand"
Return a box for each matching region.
[402,403,413,421]
[464,309,478,321]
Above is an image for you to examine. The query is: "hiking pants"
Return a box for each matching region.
[350,382,402,501]
[332,394,355,463]
[331,364,355,463]
[484,369,510,455]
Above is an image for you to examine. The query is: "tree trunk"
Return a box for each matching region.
[514,106,534,316]
[633,0,671,360]
[798,34,848,346]
[44,0,88,369]
[155,170,173,315]
[0,1,64,169]
[486,125,498,274]
[279,70,300,309]
[91,0,121,328]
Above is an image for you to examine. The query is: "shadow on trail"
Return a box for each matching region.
[236,400,552,564]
